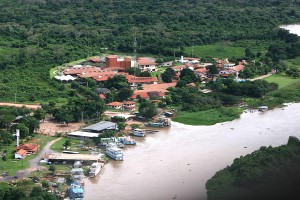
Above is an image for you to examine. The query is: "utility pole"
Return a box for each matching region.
[14,93,17,103]
[81,112,83,122]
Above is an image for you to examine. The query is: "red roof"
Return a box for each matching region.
[16,149,27,156]
[232,65,245,72]
[131,91,150,99]
[99,94,106,99]
[16,143,40,152]
[89,57,101,62]
[107,102,123,107]
[63,67,101,75]
[138,57,156,65]
[126,75,158,84]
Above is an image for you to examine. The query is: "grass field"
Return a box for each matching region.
[172,107,243,125]
[0,47,17,56]
[286,56,300,70]
[265,74,300,89]
[51,138,94,154]
[185,40,267,59]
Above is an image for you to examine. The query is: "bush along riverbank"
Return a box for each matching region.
[206,136,300,200]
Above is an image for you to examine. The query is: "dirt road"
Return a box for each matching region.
[0,102,41,109]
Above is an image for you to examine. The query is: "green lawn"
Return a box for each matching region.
[265,74,300,89]
[286,56,300,70]
[172,107,243,125]
[185,40,267,59]
[50,138,92,154]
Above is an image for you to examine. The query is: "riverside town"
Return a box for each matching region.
[0,1,300,200]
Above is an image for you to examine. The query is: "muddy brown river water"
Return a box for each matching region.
[84,103,300,200]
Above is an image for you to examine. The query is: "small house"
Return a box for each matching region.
[15,149,27,159]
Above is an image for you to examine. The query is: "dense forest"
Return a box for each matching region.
[0,0,300,103]
[206,136,300,200]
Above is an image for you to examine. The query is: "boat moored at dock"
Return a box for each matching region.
[130,129,146,137]
[89,162,104,178]
[68,182,84,200]
[106,147,124,161]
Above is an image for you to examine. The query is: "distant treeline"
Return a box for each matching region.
[206,136,300,200]
[0,0,300,102]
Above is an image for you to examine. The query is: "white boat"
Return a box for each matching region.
[71,168,84,187]
[131,129,146,137]
[89,162,104,177]
[106,147,124,161]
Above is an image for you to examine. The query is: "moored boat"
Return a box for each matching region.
[89,162,104,177]
[68,182,84,200]
[106,147,124,161]
[131,129,146,137]
[119,137,136,145]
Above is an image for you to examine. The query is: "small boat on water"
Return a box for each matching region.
[119,137,136,145]
[106,147,124,161]
[89,162,104,178]
[145,118,171,127]
[68,182,84,200]
[131,129,146,137]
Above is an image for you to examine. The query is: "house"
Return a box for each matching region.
[137,57,157,72]
[15,149,27,159]
[219,69,236,77]
[122,101,135,110]
[107,102,123,109]
[15,143,40,154]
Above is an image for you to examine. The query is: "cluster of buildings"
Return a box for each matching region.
[15,143,40,159]
[54,55,248,111]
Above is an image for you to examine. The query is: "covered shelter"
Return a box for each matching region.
[81,121,118,133]
[67,131,99,141]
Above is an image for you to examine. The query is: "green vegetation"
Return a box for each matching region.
[172,107,243,125]
[51,138,82,152]
[0,135,55,175]
[206,136,300,200]
[264,74,299,89]
[185,43,246,59]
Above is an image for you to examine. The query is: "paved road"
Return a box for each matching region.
[2,137,62,180]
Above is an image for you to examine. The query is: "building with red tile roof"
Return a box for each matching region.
[15,143,40,154]
[137,57,156,72]
[107,102,123,109]
[126,76,158,84]
[63,66,101,75]
[15,149,28,159]
[89,57,101,63]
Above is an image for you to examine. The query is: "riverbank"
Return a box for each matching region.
[84,103,300,200]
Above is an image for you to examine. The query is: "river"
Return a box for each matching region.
[84,103,300,200]
[280,24,300,36]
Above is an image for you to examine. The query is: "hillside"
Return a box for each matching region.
[0,0,300,102]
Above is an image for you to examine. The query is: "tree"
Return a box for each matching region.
[49,165,56,174]
[175,80,187,88]
[63,140,71,149]
[138,101,157,120]
[161,68,175,83]
[117,88,133,101]
[21,116,40,134]
[179,68,197,83]
[34,108,46,122]
[104,75,130,90]
[206,65,218,78]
